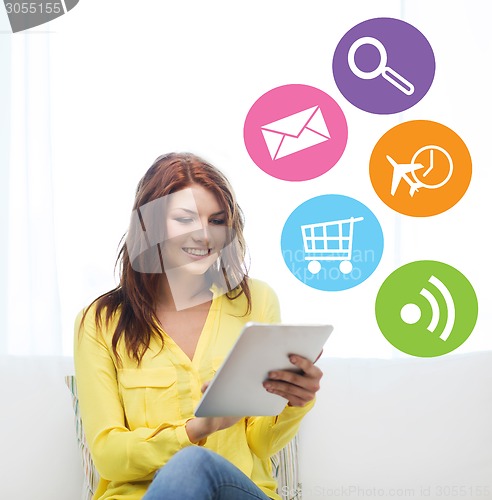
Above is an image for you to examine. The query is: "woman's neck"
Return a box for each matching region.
[157,272,213,312]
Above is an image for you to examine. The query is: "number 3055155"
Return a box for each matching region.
[5,3,62,14]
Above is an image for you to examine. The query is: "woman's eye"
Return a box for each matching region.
[175,217,194,223]
[210,219,226,225]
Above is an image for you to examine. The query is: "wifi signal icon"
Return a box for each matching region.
[375,260,478,357]
[400,275,455,341]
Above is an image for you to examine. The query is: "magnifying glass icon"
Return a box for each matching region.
[348,37,415,96]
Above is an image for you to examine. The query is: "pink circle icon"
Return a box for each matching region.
[244,84,348,181]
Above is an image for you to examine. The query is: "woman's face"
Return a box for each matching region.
[161,184,228,276]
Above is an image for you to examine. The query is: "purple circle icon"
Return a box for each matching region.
[333,18,435,114]
[244,84,348,182]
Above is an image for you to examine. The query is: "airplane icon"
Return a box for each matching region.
[386,155,425,197]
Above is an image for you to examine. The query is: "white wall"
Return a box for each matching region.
[1,0,490,357]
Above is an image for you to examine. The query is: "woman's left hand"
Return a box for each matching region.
[262,354,323,407]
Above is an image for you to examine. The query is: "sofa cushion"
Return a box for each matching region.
[299,352,492,499]
[65,375,99,500]
[0,356,83,500]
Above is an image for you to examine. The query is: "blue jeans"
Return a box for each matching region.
[143,447,271,500]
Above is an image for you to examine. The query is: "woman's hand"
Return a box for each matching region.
[262,354,323,407]
[185,382,242,444]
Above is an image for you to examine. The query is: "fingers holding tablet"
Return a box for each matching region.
[263,354,324,407]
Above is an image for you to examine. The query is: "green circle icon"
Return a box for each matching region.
[375,261,478,357]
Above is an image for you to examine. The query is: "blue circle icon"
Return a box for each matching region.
[281,195,384,291]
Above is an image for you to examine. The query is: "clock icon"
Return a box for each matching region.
[411,145,453,190]
[370,119,472,217]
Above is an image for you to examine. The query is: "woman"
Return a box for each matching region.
[74,152,323,500]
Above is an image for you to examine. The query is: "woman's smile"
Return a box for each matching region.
[182,247,212,259]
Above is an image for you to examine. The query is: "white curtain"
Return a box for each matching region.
[0,15,61,355]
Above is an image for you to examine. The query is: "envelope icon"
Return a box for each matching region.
[261,105,331,160]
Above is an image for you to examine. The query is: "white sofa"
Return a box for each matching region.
[2,352,492,500]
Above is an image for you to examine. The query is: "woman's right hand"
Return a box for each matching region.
[185,382,242,444]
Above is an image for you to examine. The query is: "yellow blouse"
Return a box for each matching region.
[74,278,314,500]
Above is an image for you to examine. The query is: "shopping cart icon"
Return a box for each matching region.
[301,216,364,275]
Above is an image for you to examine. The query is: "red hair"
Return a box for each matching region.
[80,153,251,364]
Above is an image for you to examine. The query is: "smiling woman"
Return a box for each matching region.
[124,154,250,305]
[161,185,228,276]
[73,152,323,500]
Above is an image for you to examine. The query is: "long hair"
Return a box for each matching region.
[80,153,251,364]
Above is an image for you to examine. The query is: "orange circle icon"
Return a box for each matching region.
[369,120,472,216]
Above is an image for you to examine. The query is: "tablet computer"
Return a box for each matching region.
[194,322,333,417]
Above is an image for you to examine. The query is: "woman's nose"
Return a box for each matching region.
[192,222,211,244]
